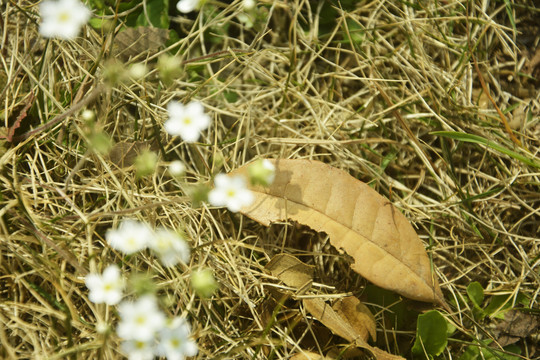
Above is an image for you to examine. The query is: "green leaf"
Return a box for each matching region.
[89,17,104,29]
[458,340,522,360]
[412,310,448,358]
[431,131,540,169]
[484,294,511,318]
[467,282,484,308]
[136,0,169,29]
[483,292,528,319]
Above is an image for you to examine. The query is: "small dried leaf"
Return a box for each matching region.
[304,298,368,345]
[108,140,154,168]
[303,298,404,360]
[113,27,169,60]
[333,296,377,342]
[266,254,314,290]
[229,159,445,306]
[493,310,539,346]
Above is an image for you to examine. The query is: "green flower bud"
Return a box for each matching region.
[191,268,218,298]
[157,55,183,85]
[248,159,275,186]
[89,131,112,155]
[134,150,158,178]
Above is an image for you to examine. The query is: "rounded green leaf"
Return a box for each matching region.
[467,281,484,308]
[412,310,448,357]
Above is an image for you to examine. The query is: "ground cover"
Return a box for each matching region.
[1,0,539,359]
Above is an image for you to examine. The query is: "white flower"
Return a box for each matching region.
[121,339,156,360]
[85,264,124,305]
[157,317,198,360]
[106,219,154,255]
[149,228,191,267]
[39,0,91,40]
[176,0,202,13]
[208,174,254,212]
[117,296,166,342]
[169,160,186,177]
[164,101,211,143]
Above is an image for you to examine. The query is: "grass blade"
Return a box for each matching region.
[432,131,540,169]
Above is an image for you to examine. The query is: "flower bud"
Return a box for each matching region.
[158,55,183,85]
[191,268,218,298]
[134,150,158,178]
[248,159,275,186]
[128,63,148,80]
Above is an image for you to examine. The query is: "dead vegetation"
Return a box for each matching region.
[1,0,539,359]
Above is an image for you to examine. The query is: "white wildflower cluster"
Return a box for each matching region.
[162,99,276,214]
[105,220,190,267]
[117,296,198,360]
[53,1,272,358]
[85,220,197,359]
[206,160,275,212]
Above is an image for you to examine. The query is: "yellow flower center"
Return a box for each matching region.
[58,12,71,23]
[170,338,180,347]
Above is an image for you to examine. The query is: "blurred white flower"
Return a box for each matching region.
[106,219,153,255]
[169,160,186,177]
[248,159,275,186]
[149,228,191,267]
[208,174,254,212]
[176,0,202,13]
[157,317,198,360]
[164,101,211,143]
[81,109,95,122]
[85,264,124,305]
[39,0,91,40]
[243,0,256,10]
[117,296,166,342]
[121,339,156,360]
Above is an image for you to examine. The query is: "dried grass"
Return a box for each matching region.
[1,0,539,359]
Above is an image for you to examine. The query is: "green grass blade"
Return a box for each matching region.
[431,131,540,169]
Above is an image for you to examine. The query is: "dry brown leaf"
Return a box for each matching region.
[266,255,377,344]
[333,296,377,342]
[265,253,314,291]
[229,159,445,306]
[303,298,369,346]
[303,298,404,360]
[113,27,169,60]
[493,310,539,346]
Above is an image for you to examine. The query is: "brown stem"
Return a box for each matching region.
[12,84,104,143]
